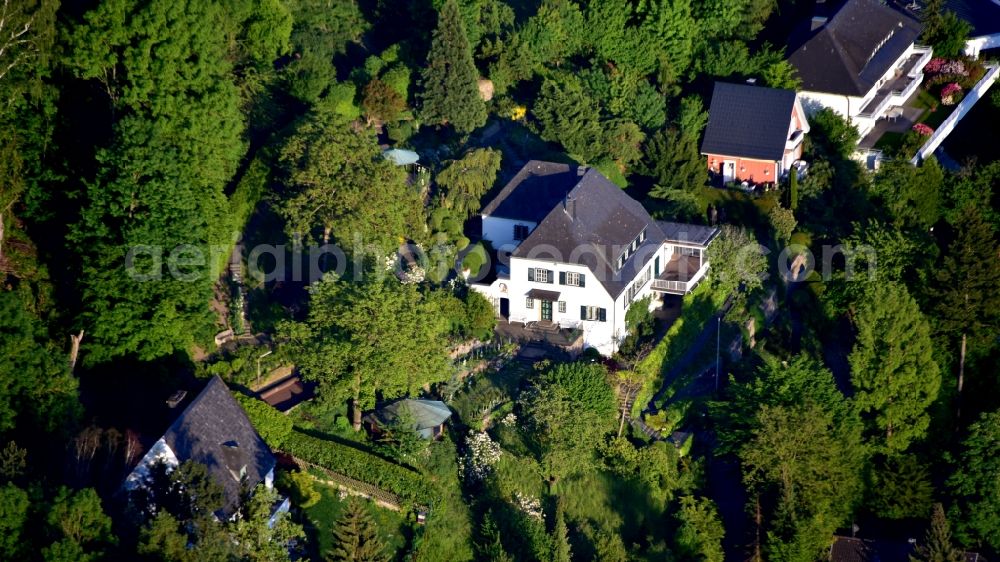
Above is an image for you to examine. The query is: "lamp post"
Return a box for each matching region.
[256,350,273,389]
[715,317,721,392]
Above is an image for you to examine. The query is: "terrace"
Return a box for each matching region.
[857,48,932,120]
[651,254,709,295]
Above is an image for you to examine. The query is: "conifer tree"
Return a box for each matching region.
[550,500,572,562]
[910,504,965,562]
[328,499,388,562]
[419,0,486,134]
[933,206,1000,419]
[849,282,941,452]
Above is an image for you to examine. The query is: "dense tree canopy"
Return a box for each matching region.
[849,282,941,452]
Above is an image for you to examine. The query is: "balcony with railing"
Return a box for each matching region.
[858,49,931,119]
[650,254,709,295]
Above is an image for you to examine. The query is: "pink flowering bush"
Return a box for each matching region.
[941,82,963,105]
[925,57,947,74]
[912,123,934,136]
[925,58,967,76]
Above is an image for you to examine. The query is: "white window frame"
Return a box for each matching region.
[534,269,549,283]
[526,297,534,309]
[558,301,566,313]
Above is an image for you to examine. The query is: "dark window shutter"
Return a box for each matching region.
[599,308,607,322]
[579,274,585,288]
[528,268,535,282]
[559,271,566,285]
[547,270,554,284]
[580,306,587,321]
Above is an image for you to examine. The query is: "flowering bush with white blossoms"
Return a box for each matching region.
[513,492,544,520]
[460,430,502,482]
[500,412,517,427]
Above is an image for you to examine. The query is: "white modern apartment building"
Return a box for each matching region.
[471,161,718,356]
[788,0,932,140]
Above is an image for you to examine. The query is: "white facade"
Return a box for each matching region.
[473,239,711,356]
[481,215,537,253]
[965,34,1000,59]
[123,437,180,490]
[798,43,932,140]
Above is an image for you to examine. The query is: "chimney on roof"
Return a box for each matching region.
[166,390,187,408]
[577,166,587,176]
[811,15,828,31]
[563,196,576,220]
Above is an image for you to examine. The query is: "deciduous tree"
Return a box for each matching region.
[278,111,423,251]
[280,274,451,429]
[674,496,725,562]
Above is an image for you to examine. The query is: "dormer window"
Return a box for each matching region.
[616,228,649,270]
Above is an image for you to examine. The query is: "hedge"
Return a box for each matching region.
[281,429,431,504]
[235,393,293,449]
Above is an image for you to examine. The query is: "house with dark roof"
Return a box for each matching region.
[123,376,278,519]
[701,82,810,185]
[936,0,1000,57]
[788,0,932,140]
[472,162,718,356]
[829,535,984,562]
[364,399,453,440]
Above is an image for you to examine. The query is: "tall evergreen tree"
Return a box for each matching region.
[328,498,388,562]
[550,500,572,562]
[420,0,486,134]
[947,410,1000,550]
[849,282,941,452]
[910,504,965,562]
[932,206,1000,419]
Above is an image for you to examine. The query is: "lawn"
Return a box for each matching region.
[302,479,413,560]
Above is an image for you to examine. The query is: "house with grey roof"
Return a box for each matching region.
[123,375,279,519]
[472,161,718,356]
[701,81,810,185]
[937,0,1000,58]
[787,0,932,141]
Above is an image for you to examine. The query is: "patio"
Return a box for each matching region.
[858,102,925,149]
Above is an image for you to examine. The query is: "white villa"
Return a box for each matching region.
[788,0,932,140]
[471,161,718,356]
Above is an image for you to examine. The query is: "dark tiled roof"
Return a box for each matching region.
[942,0,1000,36]
[701,82,798,161]
[657,221,721,246]
[163,376,275,517]
[789,0,922,96]
[511,167,717,298]
[829,536,984,562]
[480,160,580,223]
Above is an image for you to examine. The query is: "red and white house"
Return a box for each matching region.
[700,81,809,185]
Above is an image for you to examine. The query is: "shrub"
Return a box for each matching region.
[282,430,430,503]
[912,123,935,136]
[235,393,293,449]
[276,470,321,508]
[461,243,487,277]
[941,82,963,105]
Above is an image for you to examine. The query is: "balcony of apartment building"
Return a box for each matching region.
[858,46,932,121]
